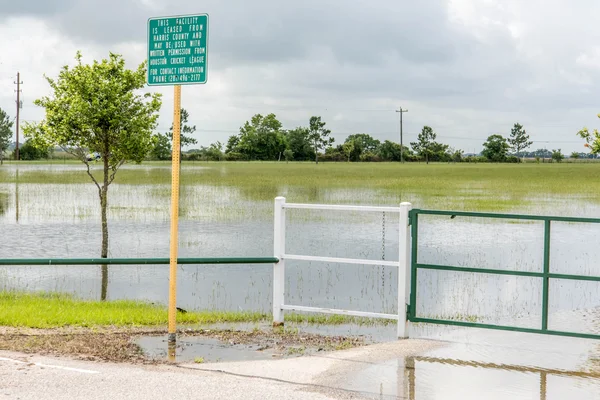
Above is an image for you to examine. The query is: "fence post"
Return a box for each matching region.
[398,202,412,338]
[273,196,286,326]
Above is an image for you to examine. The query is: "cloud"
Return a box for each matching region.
[1,0,600,153]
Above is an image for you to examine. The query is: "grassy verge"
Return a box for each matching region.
[0,292,370,363]
[0,292,392,328]
[0,292,265,328]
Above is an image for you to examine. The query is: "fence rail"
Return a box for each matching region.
[0,257,278,266]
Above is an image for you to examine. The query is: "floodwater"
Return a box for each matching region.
[336,327,600,399]
[137,334,282,363]
[2,163,600,398]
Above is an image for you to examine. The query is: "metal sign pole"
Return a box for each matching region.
[168,85,182,360]
[148,12,208,361]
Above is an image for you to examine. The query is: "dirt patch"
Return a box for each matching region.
[0,326,365,364]
[183,328,365,355]
[0,332,147,363]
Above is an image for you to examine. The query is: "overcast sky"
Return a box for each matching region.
[1,0,599,153]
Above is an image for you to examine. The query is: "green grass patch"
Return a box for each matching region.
[0,292,266,328]
[0,291,390,328]
[284,312,395,326]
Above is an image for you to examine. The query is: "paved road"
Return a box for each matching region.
[0,340,440,400]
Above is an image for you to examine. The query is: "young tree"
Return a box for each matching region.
[283,149,294,163]
[342,140,355,162]
[551,149,564,163]
[0,108,13,165]
[166,108,197,153]
[508,123,533,161]
[411,126,436,164]
[308,116,334,164]
[482,134,510,162]
[570,151,580,159]
[25,52,162,299]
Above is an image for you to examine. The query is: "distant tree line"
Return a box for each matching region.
[149,113,580,164]
[1,104,598,164]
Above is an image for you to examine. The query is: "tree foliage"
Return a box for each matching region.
[285,127,314,161]
[283,148,294,163]
[185,141,223,161]
[508,123,532,160]
[577,113,600,154]
[482,134,510,162]
[551,149,564,163]
[308,116,334,164]
[25,51,162,268]
[345,134,380,153]
[226,114,286,160]
[0,108,13,165]
[166,108,198,148]
[17,138,50,160]
[151,133,172,160]
[342,140,355,162]
[411,126,437,164]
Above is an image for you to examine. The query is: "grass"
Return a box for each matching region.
[0,291,391,328]
[0,292,265,328]
[1,162,599,212]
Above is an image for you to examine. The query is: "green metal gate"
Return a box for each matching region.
[407,209,600,340]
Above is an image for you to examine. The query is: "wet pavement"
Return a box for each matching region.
[143,324,600,399]
[3,325,600,399]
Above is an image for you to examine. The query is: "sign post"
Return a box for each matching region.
[147,13,208,360]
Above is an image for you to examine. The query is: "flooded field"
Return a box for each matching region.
[2,162,600,398]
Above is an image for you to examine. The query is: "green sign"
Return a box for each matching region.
[147,14,208,86]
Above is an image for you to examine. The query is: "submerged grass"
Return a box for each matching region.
[0,291,390,328]
[2,162,599,211]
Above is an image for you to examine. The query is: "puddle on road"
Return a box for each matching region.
[137,335,282,363]
[135,324,366,363]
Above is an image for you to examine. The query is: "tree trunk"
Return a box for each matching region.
[101,264,108,300]
[315,147,319,165]
[100,155,109,300]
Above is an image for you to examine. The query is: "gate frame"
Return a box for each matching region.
[272,196,413,338]
[408,208,600,340]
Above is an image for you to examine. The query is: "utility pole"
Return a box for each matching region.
[396,107,408,163]
[14,72,23,161]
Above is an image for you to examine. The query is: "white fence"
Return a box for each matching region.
[272,196,413,338]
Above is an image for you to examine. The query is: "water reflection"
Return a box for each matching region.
[0,191,7,217]
[337,329,600,399]
[15,169,19,223]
